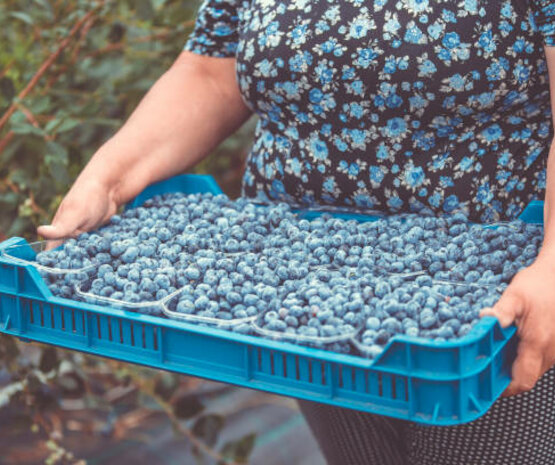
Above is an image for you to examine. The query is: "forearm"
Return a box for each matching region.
[540,140,555,260]
[538,47,555,260]
[75,51,252,206]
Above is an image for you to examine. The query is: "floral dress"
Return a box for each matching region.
[184,0,555,222]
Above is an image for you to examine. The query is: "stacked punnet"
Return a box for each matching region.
[26,192,542,358]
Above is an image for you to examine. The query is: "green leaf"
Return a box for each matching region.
[11,123,44,136]
[220,433,257,464]
[48,162,69,185]
[28,96,52,114]
[44,118,60,133]
[10,169,31,189]
[9,110,27,125]
[45,141,69,166]
[54,118,81,134]
[192,414,225,447]
[9,12,34,25]
[0,192,20,208]
[172,393,204,419]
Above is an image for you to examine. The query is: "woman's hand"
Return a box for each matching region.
[37,177,119,240]
[480,255,555,396]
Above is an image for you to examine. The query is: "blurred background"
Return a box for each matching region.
[0,1,324,463]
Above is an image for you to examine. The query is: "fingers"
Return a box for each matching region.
[480,289,523,328]
[503,341,545,397]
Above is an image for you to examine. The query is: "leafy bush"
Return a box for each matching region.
[0,1,257,463]
[0,0,255,240]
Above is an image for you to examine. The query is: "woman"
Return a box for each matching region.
[39,1,555,463]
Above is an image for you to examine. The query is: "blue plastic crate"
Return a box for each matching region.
[0,174,529,426]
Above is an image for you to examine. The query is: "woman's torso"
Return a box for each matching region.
[232,0,553,221]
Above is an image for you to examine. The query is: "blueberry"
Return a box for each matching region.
[437,325,455,339]
[438,304,455,321]
[382,317,402,334]
[405,326,419,337]
[375,281,392,298]
[122,246,139,263]
[420,309,437,329]
[177,300,195,314]
[185,266,201,281]
[366,316,381,330]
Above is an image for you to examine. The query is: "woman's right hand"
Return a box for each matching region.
[37,177,119,240]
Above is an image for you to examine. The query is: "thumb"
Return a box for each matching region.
[37,223,79,240]
[480,289,523,328]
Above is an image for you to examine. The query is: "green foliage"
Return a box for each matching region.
[0,0,255,239]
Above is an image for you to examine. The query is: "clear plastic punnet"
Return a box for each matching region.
[159,249,272,329]
[351,274,506,359]
[162,288,257,332]
[1,239,97,272]
[251,271,365,352]
[1,239,98,300]
[74,264,187,316]
[252,307,362,350]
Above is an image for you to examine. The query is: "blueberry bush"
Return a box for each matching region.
[0,1,256,463]
[0,0,256,241]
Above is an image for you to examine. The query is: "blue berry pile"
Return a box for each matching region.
[27,191,543,359]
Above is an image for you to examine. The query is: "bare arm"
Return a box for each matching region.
[38,51,252,239]
[481,46,555,395]
[541,46,555,246]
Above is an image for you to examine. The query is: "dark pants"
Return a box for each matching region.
[299,366,555,465]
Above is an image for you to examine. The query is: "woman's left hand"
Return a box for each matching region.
[480,255,555,396]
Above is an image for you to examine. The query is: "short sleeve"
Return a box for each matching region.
[530,0,555,47]
[183,0,240,58]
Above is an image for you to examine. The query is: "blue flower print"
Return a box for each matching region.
[369,165,386,187]
[382,117,408,141]
[442,31,460,49]
[443,195,460,212]
[480,124,503,143]
[309,135,329,161]
[348,12,375,39]
[404,164,426,188]
[185,0,555,221]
